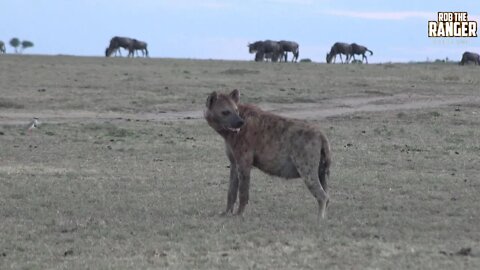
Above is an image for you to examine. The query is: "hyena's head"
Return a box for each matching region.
[204,89,244,133]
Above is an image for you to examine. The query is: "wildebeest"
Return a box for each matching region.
[132,39,149,57]
[326,42,352,64]
[105,36,149,58]
[254,51,264,62]
[350,43,373,64]
[0,41,5,54]
[205,89,331,220]
[459,51,480,65]
[105,36,134,57]
[248,40,283,62]
[255,51,275,62]
[248,41,264,62]
[278,40,299,62]
[248,41,263,54]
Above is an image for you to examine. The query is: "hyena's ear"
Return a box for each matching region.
[206,91,218,109]
[229,89,240,104]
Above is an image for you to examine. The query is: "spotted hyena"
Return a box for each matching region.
[204,89,331,219]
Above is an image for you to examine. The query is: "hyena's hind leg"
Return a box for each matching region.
[292,149,329,220]
[318,156,330,208]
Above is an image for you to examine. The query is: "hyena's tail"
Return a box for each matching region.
[318,135,331,193]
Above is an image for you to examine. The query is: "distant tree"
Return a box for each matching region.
[10,38,20,53]
[21,40,34,53]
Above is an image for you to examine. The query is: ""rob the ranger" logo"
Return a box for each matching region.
[428,12,477,37]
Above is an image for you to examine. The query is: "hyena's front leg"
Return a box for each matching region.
[236,167,251,216]
[223,162,239,215]
[236,158,253,216]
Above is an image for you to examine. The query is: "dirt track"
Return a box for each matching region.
[1,93,478,125]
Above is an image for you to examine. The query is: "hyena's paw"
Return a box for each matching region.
[234,206,247,218]
[219,209,234,217]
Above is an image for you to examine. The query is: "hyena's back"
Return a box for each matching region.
[239,104,330,180]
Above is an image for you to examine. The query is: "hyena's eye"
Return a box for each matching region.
[221,110,231,116]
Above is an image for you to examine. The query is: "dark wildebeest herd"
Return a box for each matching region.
[105,36,149,58]
[248,40,299,62]
[101,36,478,66]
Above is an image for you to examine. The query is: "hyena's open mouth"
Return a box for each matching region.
[226,127,240,133]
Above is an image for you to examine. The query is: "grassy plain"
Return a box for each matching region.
[1,55,479,269]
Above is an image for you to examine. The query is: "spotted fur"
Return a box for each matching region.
[205,89,331,220]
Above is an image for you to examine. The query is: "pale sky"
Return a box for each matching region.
[1,0,479,62]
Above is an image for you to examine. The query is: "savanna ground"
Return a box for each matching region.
[0,55,479,269]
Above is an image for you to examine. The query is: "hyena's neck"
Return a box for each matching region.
[238,103,260,119]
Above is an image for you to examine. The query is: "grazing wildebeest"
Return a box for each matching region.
[249,41,267,62]
[254,51,265,62]
[248,41,263,54]
[107,47,124,56]
[326,42,352,64]
[257,51,280,62]
[278,40,299,62]
[132,39,149,57]
[105,36,135,57]
[248,41,265,62]
[205,89,331,220]
[248,40,283,62]
[0,41,5,54]
[350,43,373,64]
[264,52,274,62]
[255,51,275,62]
[459,51,480,65]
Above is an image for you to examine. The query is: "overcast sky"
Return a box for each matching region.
[1,0,478,62]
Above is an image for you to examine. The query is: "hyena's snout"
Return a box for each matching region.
[226,115,244,132]
[233,117,244,128]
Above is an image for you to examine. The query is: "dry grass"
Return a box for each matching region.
[0,55,479,269]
